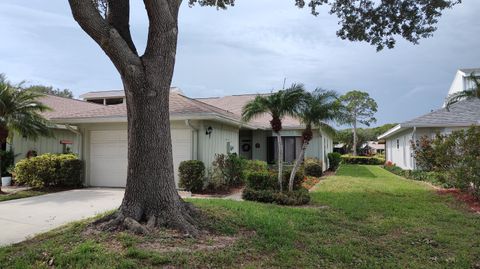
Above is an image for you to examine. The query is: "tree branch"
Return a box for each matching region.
[107,0,138,55]
[143,0,182,59]
[68,0,141,75]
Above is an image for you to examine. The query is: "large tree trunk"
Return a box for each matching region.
[68,0,198,236]
[276,131,284,192]
[352,121,358,156]
[119,75,198,235]
[288,140,308,192]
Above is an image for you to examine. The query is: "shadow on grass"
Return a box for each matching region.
[336,165,377,178]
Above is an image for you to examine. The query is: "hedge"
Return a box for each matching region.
[303,158,322,177]
[383,165,454,188]
[178,160,205,192]
[14,154,83,188]
[341,155,385,165]
[327,152,341,171]
[242,188,310,206]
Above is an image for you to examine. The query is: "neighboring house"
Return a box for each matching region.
[379,81,480,170]
[13,89,334,188]
[333,143,348,155]
[444,68,480,107]
[11,95,102,162]
[359,141,385,156]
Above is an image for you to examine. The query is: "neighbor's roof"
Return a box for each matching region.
[79,87,183,99]
[79,90,125,99]
[459,68,480,75]
[378,98,480,139]
[198,94,304,129]
[39,94,104,120]
[52,92,259,129]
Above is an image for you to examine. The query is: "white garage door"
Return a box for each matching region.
[89,129,192,187]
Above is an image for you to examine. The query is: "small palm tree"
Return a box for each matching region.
[0,74,52,193]
[242,84,304,191]
[288,89,338,191]
[446,73,480,110]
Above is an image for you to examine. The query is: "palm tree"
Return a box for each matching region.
[242,84,305,191]
[288,89,338,191]
[446,73,480,110]
[0,74,52,193]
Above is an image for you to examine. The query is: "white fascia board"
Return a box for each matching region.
[50,113,262,130]
[377,124,403,140]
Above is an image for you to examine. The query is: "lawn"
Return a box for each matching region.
[0,189,51,202]
[0,165,479,268]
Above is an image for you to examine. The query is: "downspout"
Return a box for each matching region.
[185,120,198,160]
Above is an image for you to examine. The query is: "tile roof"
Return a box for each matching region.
[79,90,125,99]
[459,68,480,74]
[197,94,304,129]
[51,92,245,124]
[402,98,480,127]
[38,94,104,120]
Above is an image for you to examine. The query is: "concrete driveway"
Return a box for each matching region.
[0,188,124,246]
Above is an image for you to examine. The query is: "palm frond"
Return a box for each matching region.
[318,122,336,137]
[446,72,480,110]
[0,77,53,139]
[241,95,270,122]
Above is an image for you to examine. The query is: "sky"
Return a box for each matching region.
[0,1,479,126]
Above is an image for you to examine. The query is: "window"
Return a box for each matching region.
[266,136,302,164]
[396,139,399,149]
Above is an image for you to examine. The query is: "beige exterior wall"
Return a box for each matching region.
[249,128,334,171]
[12,128,80,163]
[385,126,469,170]
[196,120,239,169]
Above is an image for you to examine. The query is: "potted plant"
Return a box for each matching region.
[2,165,14,186]
[1,165,13,187]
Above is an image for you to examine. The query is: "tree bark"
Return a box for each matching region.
[288,140,308,192]
[276,131,284,192]
[352,120,358,156]
[68,0,198,235]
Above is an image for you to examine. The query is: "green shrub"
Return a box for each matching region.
[244,160,268,177]
[383,165,454,188]
[210,153,247,188]
[14,154,83,188]
[178,160,205,192]
[0,149,15,177]
[242,188,310,206]
[327,152,341,171]
[282,168,304,191]
[341,155,385,165]
[303,158,322,177]
[246,171,276,190]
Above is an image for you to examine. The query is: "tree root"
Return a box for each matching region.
[90,201,201,237]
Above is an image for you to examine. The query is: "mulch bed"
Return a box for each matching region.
[437,189,480,213]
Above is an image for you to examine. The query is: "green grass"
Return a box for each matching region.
[1,165,479,268]
[0,189,50,202]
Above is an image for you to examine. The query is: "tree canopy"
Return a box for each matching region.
[24,85,74,99]
[188,0,460,50]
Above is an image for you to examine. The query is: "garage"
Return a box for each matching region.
[89,129,192,187]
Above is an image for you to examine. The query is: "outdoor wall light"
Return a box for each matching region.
[205,126,213,138]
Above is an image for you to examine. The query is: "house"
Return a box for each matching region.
[12,89,334,188]
[359,141,385,156]
[379,68,480,170]
[444,68,480,107]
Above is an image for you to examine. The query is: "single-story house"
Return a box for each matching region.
[379,68,480,170]
[12,88,334,188]
[359,141,385,156]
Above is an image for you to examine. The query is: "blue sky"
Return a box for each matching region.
[1,1,479,126]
